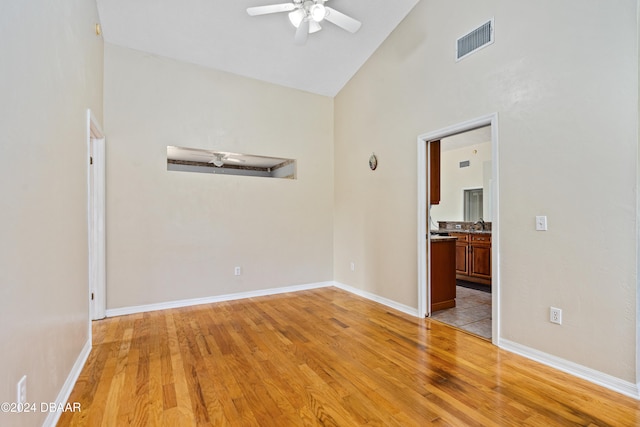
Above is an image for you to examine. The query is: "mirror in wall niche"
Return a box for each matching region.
[430,125,492,226]
[167,146,296,179]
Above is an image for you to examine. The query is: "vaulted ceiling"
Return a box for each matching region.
[96,0,419,97]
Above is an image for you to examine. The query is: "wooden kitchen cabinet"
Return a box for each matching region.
[449,232,469,275]
[469,234,491,281]
[451,232,492,285]
[429,140,441,205]
[430,237,456,312]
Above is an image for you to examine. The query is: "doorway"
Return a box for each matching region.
[87,109,106,321]
[417,113,499,345]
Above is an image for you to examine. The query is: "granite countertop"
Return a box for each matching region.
[430,229,492,235]
[429,235,458,241]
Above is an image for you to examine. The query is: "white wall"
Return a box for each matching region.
[334,0,638,384]
[0,0,103,425]
[104,44,334,309]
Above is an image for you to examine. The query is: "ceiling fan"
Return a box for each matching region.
[171,147,246,168]
[247,0,362,45]
[208,152,246,168]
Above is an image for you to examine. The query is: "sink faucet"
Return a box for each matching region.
[474,218,485,231]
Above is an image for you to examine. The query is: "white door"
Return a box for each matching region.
[87,110,106,320]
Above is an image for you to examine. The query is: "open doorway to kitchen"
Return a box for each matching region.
[417,114,499,344]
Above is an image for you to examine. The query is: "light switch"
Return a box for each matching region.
[535,215,547,231]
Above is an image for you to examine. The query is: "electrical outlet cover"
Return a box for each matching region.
[550,307,562,324]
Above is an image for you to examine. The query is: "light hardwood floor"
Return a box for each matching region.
[59,287,640,426]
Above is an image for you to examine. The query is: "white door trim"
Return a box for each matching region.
[417,113,500,345]
[87,109,106,321]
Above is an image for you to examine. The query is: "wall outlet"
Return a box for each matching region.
[234,266,241,276]
[350,262,355,272]
[17,375,26,404]
[550,307,562,324]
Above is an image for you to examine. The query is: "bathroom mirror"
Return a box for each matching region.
[167,146,296,179]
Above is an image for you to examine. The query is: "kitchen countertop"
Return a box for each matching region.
[429,235,458,241]
[431,229,492,235]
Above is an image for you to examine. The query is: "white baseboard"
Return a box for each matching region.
[42,338,92,427]
[333,281,420,317]
[499,338,640,399]
[105,281,334,317]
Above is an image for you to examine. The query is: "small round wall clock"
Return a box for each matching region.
[369,153,378,171]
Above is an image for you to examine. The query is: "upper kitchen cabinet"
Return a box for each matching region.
[430,140,441,205]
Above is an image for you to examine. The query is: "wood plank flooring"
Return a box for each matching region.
[58,287,640,426]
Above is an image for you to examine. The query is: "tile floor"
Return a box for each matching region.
[430,285,492,339]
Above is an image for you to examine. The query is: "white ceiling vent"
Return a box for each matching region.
[456,19,494,61]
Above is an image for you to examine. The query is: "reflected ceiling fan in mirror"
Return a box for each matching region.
[208,153,246,168]
[171,147,246,168]
[247,0,361,45]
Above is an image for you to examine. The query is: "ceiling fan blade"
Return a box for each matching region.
[324,7,361,33]
[295,19,309,45]
[173,147,213,154]
[183,152,213,158]
[247,3,296,16]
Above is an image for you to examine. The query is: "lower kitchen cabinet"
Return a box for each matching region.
[450,232,491,286]
[450,233,469,275]
[430,238,456,312]
[469,234,491,281]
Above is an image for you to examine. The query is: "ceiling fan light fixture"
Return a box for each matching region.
[288,9,304,28]
[310,4,326,22]
[211,153,225,167]
[309,20,321,33]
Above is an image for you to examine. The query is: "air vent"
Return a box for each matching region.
[459,160,470,168]
[456,19,494,61]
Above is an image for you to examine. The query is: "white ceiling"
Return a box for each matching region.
[96,0,418,97]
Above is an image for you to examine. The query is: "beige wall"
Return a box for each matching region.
[0,0,103,425]
[335,0,638,383]
[104,44,334,309]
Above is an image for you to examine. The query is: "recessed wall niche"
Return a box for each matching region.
[167,146,296,179]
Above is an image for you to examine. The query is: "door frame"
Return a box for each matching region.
[87,109,106,321]
[417,113,500,344]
